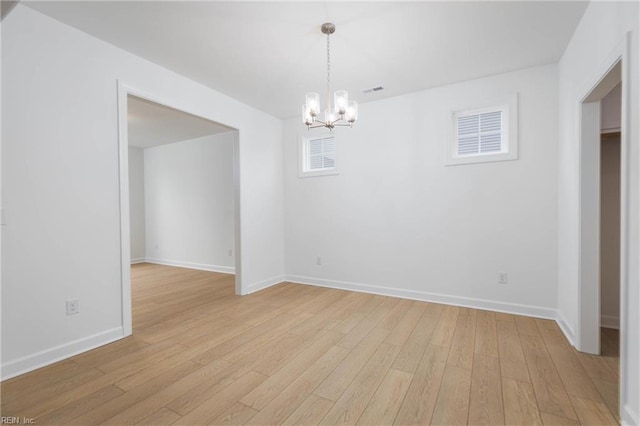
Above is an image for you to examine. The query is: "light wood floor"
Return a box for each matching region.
[1,263,620,425]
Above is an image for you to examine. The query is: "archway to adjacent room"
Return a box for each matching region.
[117,82,242,336]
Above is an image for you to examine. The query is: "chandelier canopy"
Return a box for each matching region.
[302,23,358,130]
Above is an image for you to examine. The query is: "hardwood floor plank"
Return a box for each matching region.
[290,287,350,316]
[326,292,365,322]
[112,340,236,392]
[135,311,227,346]
[251,332,320,376]
[570,396,618,425]
[502,378,543,426]
[135,407,182,425]
[468,353,504,425]
[520,335,577,420]
[102,359,231,425]
[516,315,542,337]
[394,344,447,425]
[66,360,203,425]
[376,298,415,332]
[392,303,442,374]
[541,411,580,425]
[211,402,257,425]
[220,312,312,363]
[537,320,603,401]
[336,297,398,350]
[248,345,349,424]
[289,312,339,337]
[496,319,530,383]
[430,305,459,347]
[355,368,412,425]
[191,312,305,365]
[384,301,427,347]
[495,312,517,322]
[475,310,499,358]
[72,336,150,367]
[34,384,124,425]
[447,308,477,369]
[313,328,390,402]
[240,330,343,410]
[22,371,123,420]
[174,371,267,425]
[164,358,265,416]
[431,365,472,425]
[169,317,252,349]
[282,394,334,426]
[591,378,619,422]
[1,361,105,414]
[333,293,383,334]
[319,343,401,425]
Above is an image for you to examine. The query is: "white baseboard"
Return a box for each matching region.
[1,327,124,381]
[622,404,639,426]
[245,275,285,295]
[130,257,145,264]
[285,275,556,320]
[600,314,620,330]
[555,310,576,347]
[144,258,235,274]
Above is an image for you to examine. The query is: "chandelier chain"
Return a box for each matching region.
[326,31,331,113]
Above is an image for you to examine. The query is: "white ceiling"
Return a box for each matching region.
[127,95,233,149]
[25,1,588,119]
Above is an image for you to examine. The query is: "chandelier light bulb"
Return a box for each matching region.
[325,108,336,125]
[346,100,358,124]
[302,104,313,126]
[305,92,320,117]
[334,90,348,115]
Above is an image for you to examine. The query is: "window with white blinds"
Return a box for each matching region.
[447,95,518,165]
[308,136,335,170]
[457,111,503,155]
[299,134,338,177]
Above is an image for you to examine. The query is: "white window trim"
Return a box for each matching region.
[446,93,519,166]
[298,133,339,178]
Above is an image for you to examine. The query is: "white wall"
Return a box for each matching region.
[284,64,559,317]
[1,4,284,379]
[144,133,235,273]
[128,147,146,262]
[557,2,639,423]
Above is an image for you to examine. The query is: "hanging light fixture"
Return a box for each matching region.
[302,23,358,130]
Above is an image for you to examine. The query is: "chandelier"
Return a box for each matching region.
[302,23,358,130]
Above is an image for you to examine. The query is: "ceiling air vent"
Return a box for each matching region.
[362,86,384,94]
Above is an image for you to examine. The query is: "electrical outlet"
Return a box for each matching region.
[316,257,322,266]
[66,299,79,315]
[498,272,508,284]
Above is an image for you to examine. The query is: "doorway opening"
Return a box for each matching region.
[599,110,621,337]
[117,84,241,336]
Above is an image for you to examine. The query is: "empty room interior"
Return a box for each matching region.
[1,1,639,425]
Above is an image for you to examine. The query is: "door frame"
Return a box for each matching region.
[116,80,242,336]
[576,32,629,417]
